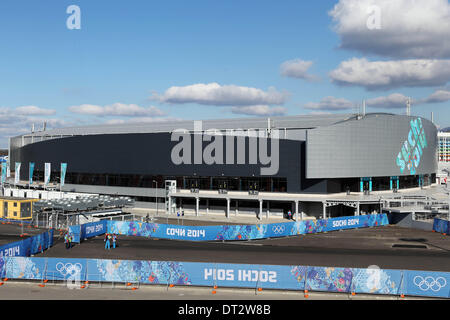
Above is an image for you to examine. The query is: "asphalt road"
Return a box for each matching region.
[2,223,448,300]
[0,223,52,246]
[36,226,450,272]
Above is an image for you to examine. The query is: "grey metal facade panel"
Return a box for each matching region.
[306,114,438,179]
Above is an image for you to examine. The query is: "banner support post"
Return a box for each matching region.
[398,271,405,299]
[304,267,309,298]
[349,270,355,297]
[1,257,7,282]
[213,263,218,293]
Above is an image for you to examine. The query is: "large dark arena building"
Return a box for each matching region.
[7,113,438,219]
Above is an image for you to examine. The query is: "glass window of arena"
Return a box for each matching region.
[63,173,287,192]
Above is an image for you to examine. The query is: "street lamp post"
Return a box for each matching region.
[153,180,158,219]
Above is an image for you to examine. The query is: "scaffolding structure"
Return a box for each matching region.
[31,195,135,229]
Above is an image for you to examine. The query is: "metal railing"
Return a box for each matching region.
[29,211,144,230]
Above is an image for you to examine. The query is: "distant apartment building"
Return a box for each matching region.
[437,132,450,184]
[438,132,450,163]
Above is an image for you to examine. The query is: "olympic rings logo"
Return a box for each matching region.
[413,276,447,292]
[272,225,286,235]
[56,262,83,277]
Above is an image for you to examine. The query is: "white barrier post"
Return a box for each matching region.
[39,258,48,287]
[212,263,218,294]
[398,271,405,299]
[349,270,356,297]
[255,265,262,295]
[81,262,88,289]
[0,258,7,284]
[304,267,309,298]
[166,267,173,290]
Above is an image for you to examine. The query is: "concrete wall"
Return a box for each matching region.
[386,212,434,231]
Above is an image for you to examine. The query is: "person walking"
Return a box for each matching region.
[64,233,70,250]
[112,233,117,249]
[68,233,73,249]
[104,233,111,250]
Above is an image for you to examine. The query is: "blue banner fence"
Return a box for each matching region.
[105,214,389,242]
[0,229,54,258]
[69,220,107,243]
[0,256,449,298]
[433,218,449,235]
[0,214,448,298]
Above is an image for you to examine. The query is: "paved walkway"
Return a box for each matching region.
[0,281,428,300]
[124,208,304,226]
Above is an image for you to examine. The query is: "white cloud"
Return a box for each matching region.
[230,105,288,116]
[15,105,56,116]
[329,58,450,90]
[365,93,410,109]
[421,88,450,104]
[304,96,354,111]
[153,83,289,106]
[68,103,166,117]
[0,105,62,146]
[0,106,56,117]
[0,113,70,147]
[329,0,450,59]
[280,59,318,81]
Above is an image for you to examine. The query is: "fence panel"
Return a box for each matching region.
[403,270,450,298]
[105,214,390,242]
[0,229,53,257]
[351,268,402,295]
[433,218,449,235]
[1,256,449,298]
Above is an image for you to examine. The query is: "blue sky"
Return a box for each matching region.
[0,0,449,147]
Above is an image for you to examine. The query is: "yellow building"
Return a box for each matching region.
[0,197,38,221]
